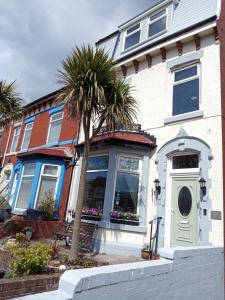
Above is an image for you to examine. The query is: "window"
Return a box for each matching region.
[10,126,21,152]
[35,164,60,209]
[124,23,141,50]
[83,156,109,213]
[21,122,33,150]
[15,163,36,210]
[148,9,167,38]
[172,154,199,169]
[172,65,200,116]
[47,112,63,144]
[113,156,141,214]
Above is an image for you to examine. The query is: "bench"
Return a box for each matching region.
[53,220,98,253]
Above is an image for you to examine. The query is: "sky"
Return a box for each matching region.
[0,0,162,104]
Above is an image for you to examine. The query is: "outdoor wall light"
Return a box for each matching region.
[154,179,161,195]
[199,177,206,195]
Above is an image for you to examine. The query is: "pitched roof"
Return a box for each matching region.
[17,147,73,159]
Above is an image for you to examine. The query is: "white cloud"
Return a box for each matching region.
[0,0,161,103]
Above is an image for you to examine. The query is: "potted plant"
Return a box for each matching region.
[110,211,140,226]
[37,191,55,220]
[141,244,151,260]
[22,226,34,241]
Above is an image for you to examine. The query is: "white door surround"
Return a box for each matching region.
[156,133,212,248]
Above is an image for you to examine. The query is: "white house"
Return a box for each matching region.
[68,0,225,255]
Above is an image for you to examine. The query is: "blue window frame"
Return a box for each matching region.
[172,65,200,116]
[10,159,66,213]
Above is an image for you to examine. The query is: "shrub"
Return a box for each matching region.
[15,232,26,243]
[38,191,55,220]
[9,243,52,276]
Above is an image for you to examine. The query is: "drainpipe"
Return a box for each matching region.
[63,119,81,220]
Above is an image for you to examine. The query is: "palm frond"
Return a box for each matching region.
[0,80,23,127]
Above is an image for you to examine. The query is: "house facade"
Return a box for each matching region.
[0,91,79,219]
[66,0,225,255]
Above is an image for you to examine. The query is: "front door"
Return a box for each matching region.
[171,177,198,246]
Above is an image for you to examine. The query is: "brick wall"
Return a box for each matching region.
[0,274,60,300]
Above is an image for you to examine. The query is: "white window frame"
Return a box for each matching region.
[21,122,33,150]
[171,63,201,117]
[123,23,141,51]
[113,154,143,215]
[46,111,63,145]
[10,126,21,153]
[14,163,36,211]
[34,163,61,209]
[148,8,167,39]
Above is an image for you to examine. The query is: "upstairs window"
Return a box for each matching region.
[47,111,63,144]
[148,9,167,38]
[124,23,141,50]
[10,126,21,153]
[172,65,200,116]
[21,122,33,150]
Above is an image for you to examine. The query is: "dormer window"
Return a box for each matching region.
[148,9,167,39]
[124,23,140,50]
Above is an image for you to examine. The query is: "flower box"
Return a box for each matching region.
[81,214,102,221]
[110,211,140,226]
[110,218,140,226]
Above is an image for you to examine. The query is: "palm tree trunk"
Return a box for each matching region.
[68,142,90,261]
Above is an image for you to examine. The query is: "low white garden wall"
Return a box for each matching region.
[14,246,224,300]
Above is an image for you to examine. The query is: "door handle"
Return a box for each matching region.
[171,208,175,214]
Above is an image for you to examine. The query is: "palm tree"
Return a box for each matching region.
[0,80,22,127]
[58,45,138,261]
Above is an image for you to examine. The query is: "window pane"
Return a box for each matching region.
[16,177,33,209]
[149,16,166,37]
[43,165,58,175]
[88,156,109,170]
[48,119,62,144]
[119,157,139,172]
[11,134,20,152]
[175,66,197,82]
[178,187,192,217]
[125,31,140,49]
[51,112,63,121]
[172,155,199,169]
[127,24,140,34]
[114,172,139,214]
[36,176,57,208]
[84,171,107,210]
[23,163,36,176]
[173,78,199,115]
[22,129,32,149]
[150,9,166,21]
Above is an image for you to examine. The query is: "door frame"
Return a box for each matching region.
[164,156,200,247]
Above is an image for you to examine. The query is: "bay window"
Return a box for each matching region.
[113,156,141,215]
[83,156,109,217]
[15,163,36,210]
[35,164,60,209]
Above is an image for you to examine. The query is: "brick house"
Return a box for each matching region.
[0,90,79,220]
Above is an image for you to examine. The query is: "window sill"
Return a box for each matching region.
[164,110,203,124]
[81,219,147,233]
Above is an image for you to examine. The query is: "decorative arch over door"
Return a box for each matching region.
[156,134,212,248]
